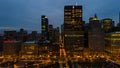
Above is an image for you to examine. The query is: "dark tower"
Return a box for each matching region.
[41,15,49,40]
[88,14,105,53]
[101,18,114,33]
[64,5,83,30]
[63,5,84,56]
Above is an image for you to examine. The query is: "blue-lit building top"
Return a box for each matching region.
[41,15,49,40]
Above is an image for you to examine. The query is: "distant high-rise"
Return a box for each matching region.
[48,25,60,44]
[63,5,84,55]
[48,25,54,42]
[101,18,114,33]
[53,27,60,44]
[64,5,83,30]
[88,15,105,52]
[105,31,120,58]
[41,15,49,40]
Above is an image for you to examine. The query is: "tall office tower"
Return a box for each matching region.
[101,18,114,33]
[53,27,60,44]
[63,5,84,55]
[88,15,105,55]
[48,26,60,55]
[61,24,64,44]
[41,15,49,40]
[48,25,60,44]
[84,23,89,48]
[48,25,54,43]
[64,5,83,30]
[105,32,120,59]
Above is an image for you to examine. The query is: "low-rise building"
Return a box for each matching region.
[20,41,39,59]
[3,40,21,57]
[105,32,120,60]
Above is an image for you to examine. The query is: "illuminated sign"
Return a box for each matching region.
[4,40,14,43]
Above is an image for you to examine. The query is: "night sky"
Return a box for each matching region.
[0,0,120,33]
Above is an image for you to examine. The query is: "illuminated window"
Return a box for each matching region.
[42,25,46,29]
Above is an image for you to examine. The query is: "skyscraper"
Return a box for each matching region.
[64,5,83,30]
[48,25,60,44]
[41,15,49,40]
[53,27,60,44]
[48,25,54,43]
[101,18,114,33]
[88,15,105,53]
[63,5,84,55]
[105,32,120,59]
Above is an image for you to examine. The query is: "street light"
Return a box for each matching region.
[25,63,28,68]
[7,62,10,68]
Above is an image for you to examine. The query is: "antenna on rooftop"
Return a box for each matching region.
[75,0,78,5]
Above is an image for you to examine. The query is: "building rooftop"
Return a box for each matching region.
[24,41,37,44]
[108,31,120,34]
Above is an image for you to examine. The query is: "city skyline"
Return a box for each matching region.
[0,1,120,67]
[0,0,120,33]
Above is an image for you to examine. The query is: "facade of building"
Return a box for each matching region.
[16,29,28,42]
[101,18,114,33]
[3,40,21,57]
[63,5,84,55]
[88,15,105,55]
[41,15,49,40]
[48,25,54,43]
[53,27,60,44]
[38,41,54,58]
[4,30,17,40]
[105,32,120,61]
[20,41,39,59]
[27,31,38,41]
[48,25,60,44]
[64,5,83,30]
